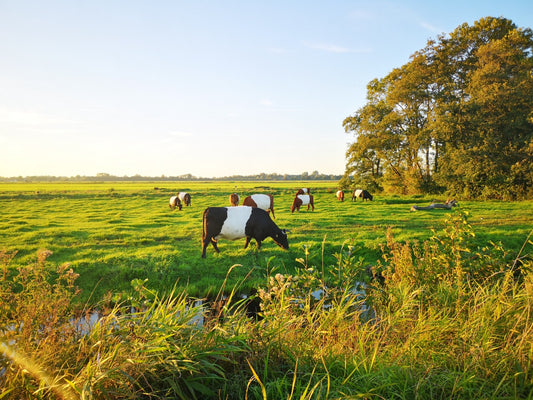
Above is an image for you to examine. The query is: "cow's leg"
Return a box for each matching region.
[211,239,220,253]
[270,208,275,219]
[201,238,210,258]
[244,236,252,249]
[256,240,262,249]
[311,203,314,211]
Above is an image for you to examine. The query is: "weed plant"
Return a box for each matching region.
[1,211,532,399]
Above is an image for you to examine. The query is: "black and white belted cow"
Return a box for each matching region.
[201,206,289,258]
[291,194,314,212]
[352,189,373,201]
[178,192,191,207]
[242,194,275,218]
[169,195,182,210]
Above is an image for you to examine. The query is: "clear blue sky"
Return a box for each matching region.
[1,1,531,178]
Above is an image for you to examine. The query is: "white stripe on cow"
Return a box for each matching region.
[216,206,253,240]
[297,194,311,205]
[250,194,271,210]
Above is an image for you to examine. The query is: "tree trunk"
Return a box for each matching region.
[410,199,458,211]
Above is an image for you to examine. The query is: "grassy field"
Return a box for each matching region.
[1,181,533,399]
[0,181,531,304]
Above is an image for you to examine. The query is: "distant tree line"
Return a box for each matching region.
[342,17,533,200]
[0,171,342,182]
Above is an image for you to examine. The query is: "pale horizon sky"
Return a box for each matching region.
[1,1,531,178]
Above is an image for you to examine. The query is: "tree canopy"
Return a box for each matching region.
[343,17,533,199]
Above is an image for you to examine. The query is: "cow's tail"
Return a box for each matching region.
[202,208,208,240]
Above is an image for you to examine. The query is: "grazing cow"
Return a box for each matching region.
[336,190,345,201]
[291,194,314,212]
[242,194,276,219]
[352,189,373,201]
[410,199,458,212]
[178,192,191,206]
[296,188,311,195]
[229,193,240,206]
[201,206,289,258]
[169,195,182,210]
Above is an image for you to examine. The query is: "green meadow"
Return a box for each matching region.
[0,181,531,304]
[1,181,533,399]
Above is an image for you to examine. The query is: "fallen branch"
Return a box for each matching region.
[410,199,458,212]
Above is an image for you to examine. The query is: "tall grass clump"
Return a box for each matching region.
[0,249,81,399]
[0,251,250,399]
[360,212,533,398]
[241,212,533,399]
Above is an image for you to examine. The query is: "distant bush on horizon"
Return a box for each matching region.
[0,171,343,182]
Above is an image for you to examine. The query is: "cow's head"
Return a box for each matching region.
[272,229,289,250]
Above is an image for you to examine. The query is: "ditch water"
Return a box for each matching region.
[58,282,374,339]
[69,282,374,334]
[1,282,374,379]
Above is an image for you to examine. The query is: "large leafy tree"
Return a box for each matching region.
[344,17,533,199]
[342,78,392,190]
